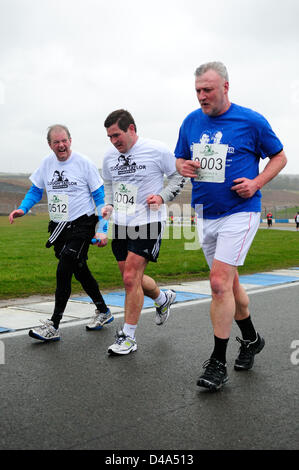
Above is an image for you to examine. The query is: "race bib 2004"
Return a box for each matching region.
[113,182,137,215]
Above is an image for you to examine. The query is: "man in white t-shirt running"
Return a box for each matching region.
[101,109,185,355]
[9,125,113,341]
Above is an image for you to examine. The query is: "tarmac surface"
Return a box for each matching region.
[259,222,298,232]
[0,268,299,453]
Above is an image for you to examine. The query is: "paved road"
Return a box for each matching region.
[0,281,298,452]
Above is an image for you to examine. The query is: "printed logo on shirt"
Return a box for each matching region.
[110,155,146,175]
[48,170,77,189]
[195,131,235,154]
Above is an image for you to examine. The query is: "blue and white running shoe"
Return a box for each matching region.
[86,309,114,330]
[29,320,60,342]
[155,290,176,325]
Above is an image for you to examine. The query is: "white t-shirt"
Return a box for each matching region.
[30,152,103,222]
[102,137,177,226]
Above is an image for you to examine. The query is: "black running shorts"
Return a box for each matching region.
[111,222,164,263]
[48,214,98,261]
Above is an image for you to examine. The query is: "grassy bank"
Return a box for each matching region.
[0,215,298,299]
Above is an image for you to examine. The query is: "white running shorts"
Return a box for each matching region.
[197,212,261,268]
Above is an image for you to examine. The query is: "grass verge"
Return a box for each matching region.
[0,214,298,299]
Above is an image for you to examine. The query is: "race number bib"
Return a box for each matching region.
[48,193,69,222]
[192,143,228,183]
[113,182,137,215]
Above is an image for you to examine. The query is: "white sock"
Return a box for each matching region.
[154,290,167,306]
[123,323,137,339]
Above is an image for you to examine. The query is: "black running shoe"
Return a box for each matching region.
[197,358,228,391]
[234,333,265,371]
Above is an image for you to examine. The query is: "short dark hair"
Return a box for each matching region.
[104,109,137,133]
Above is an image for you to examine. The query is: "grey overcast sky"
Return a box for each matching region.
[0,0,298,174]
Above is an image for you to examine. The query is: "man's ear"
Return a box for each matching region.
[128,124,136,133]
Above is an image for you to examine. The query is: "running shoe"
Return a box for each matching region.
[86,309,114,331]
[155,289,176,325]
[234,333,265,370]
[29,320,60,342]
[108,330,137,355]
[197,358,228,391]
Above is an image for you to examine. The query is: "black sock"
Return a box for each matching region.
[235,316,257,342]
[50,313,63,330]
[211,336,229,365]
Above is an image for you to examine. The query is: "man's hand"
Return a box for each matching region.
[92,232,108,247]
[176,158,200,178]
[231,178,259,198]
[146,195,163,211]
[8,209,25,224]
[101,204,113,219]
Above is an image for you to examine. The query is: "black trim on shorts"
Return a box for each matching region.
[47,213,98,261]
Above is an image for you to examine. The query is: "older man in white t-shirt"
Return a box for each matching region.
[9,124,113,341]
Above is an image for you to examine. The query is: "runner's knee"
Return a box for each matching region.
[123,270,138,291]
[210,270,233,298]
[73,260,90,281]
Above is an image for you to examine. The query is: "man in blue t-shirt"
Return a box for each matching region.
[175,61,287,391]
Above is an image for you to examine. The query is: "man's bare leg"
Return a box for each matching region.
[120,252,148,326]
[209,259,237,339]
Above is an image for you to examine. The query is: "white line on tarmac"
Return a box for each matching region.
[1,280,299,340]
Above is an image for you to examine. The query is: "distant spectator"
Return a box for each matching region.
[266,212,273,228]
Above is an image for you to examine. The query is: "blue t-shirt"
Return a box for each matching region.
[174,103,283,218]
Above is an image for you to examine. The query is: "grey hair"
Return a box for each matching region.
[47,124,71,144]
[194,61,229,82]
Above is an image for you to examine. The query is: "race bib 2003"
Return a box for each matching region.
[192,143,228,183]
